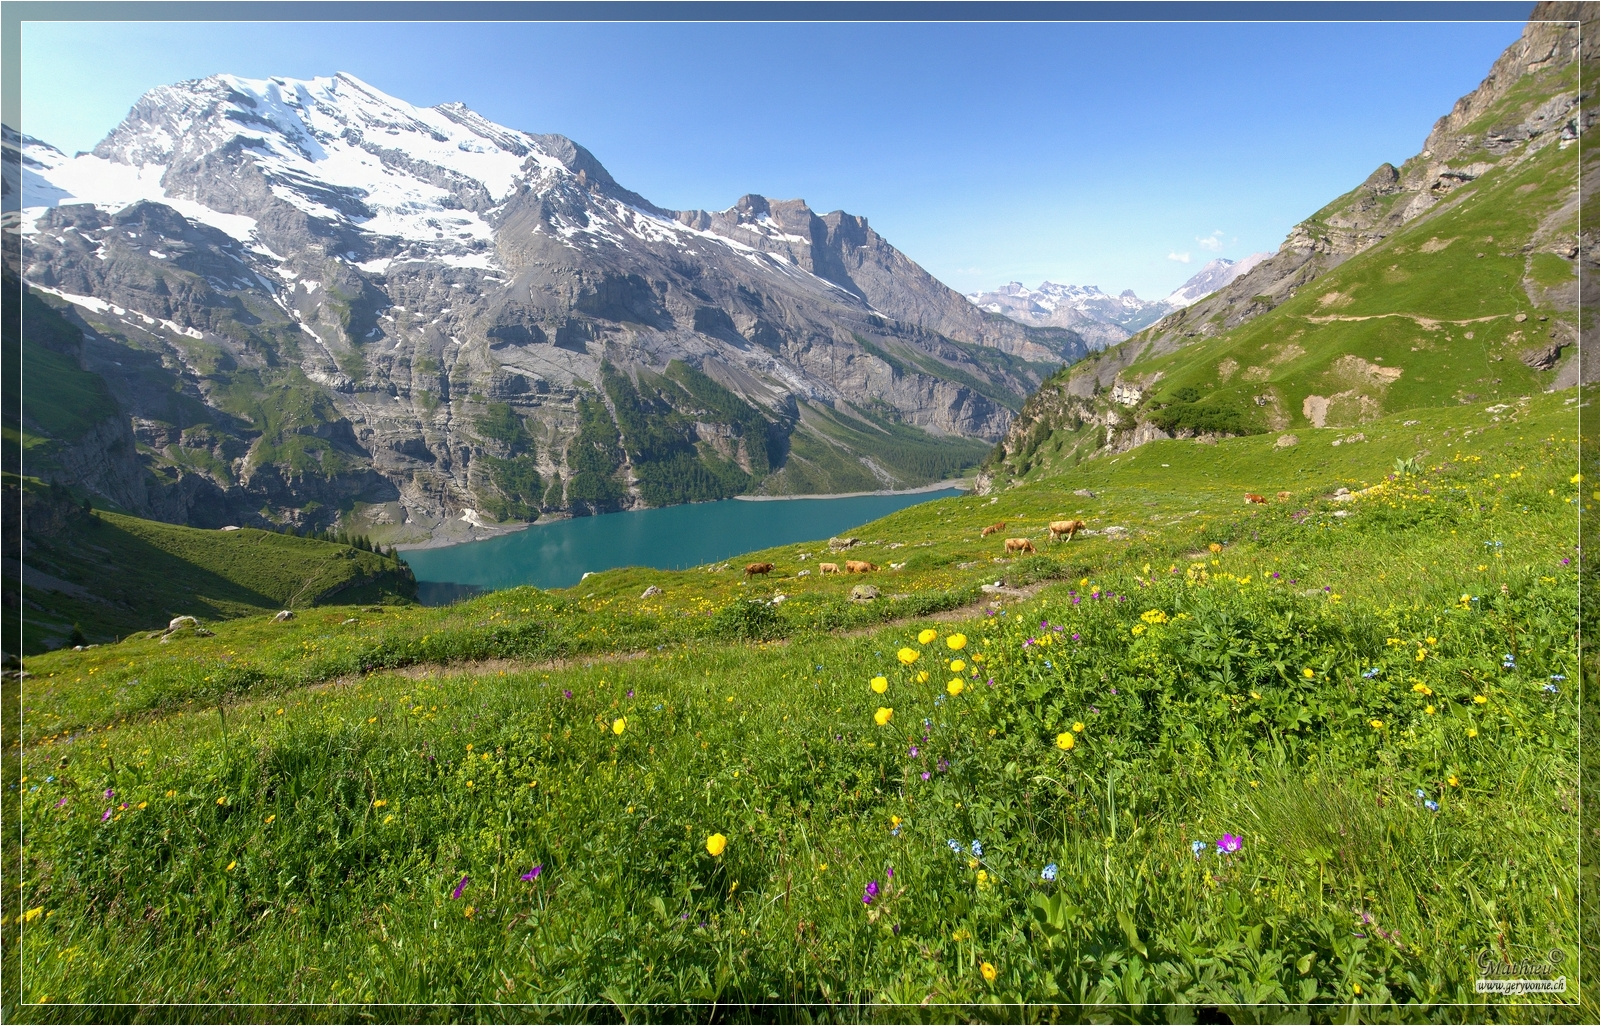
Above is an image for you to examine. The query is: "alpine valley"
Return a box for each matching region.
[8,75,1084,545]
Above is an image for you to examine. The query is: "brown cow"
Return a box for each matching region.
[980,522,1006,537]
[1004,538,1036,555]
[1244,493,1268,505]
[1276,491,1292,503]
[1048,519,1086,542]
[845,559,877,573]
[744,562,774,578]
[819,562,840,575]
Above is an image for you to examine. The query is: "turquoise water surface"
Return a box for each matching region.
[403,489,962,601]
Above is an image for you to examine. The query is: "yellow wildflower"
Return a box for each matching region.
[1073,721,1084,732]
[706,833,727,857]
[946,633,967,650]
[916,670,930,683]
[1370,719,1384,729]
[1209,543,1222,554]
[1303,668,1315,679]
[875,706,894,726]
[1447,775,1459,787]
[372,799,387,808]
[947,679,965,696]
[1425,705,1436,715]
[1412,683,1433,695]
[1466,727,1478,738]
[1472,695,1487,705]
[225,860,237,872]
[918,629,939,645]
[1056,732,1075,750]
[949,660,965,672]
[612,717,627,735]
[981,961,998,982]
[871,675,889,694]
[898,648,920,665]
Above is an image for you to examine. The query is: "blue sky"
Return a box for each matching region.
[21,16,1526,297]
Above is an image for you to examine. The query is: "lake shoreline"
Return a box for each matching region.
[401,488,965,594]
[395,480,972,551]
[735,479,971,501]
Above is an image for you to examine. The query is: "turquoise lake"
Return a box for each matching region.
[403,489,962,602]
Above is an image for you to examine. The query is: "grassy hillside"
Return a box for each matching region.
[1127,137,1573,430]
[6,386,1589,1015]
[4,475,417,655]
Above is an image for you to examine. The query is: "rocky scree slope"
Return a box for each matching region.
[979,1,1595,491]
[11,74,1080,543]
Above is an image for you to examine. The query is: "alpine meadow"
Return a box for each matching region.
[3,3,1596,1021]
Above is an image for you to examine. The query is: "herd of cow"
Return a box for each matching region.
[742,491,1290,579]
[741,516,1097,578]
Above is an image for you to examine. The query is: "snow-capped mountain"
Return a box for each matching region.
[965,281,1170,347]
[1161,253,1272,307]
[13,73,1084,541]
[968,254,1275,346]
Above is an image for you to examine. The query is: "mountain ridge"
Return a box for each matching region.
[966,254,1272,347]
[977,0,1594,491]
[11,73,1083,543]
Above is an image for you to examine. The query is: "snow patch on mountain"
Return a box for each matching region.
[1162,253,1271,307]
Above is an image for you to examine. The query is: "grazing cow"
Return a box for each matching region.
[819,562,840,575]
[744,562,774,578]
[1004,538,1036,555]
[1244,493,1268,505]
[845,559,877,573]
[980,522,1006,537]
[1276,491,1292,502]
[1048,519,1087,542]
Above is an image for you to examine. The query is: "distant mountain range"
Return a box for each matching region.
[8,73,1085,544]
[966,254,1272,346]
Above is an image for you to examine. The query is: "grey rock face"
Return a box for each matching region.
[18,74,1086,541]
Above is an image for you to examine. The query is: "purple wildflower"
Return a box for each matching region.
[908,745,919,757]
[862,880,880,905]
[627,689,634,698]
[1216,834,1243,854]
[562,690,572,699]
[921,771,931,781]
[521,865,543,882]
[55,797,67,808]
[104,788,114,799]
[886,867,894,879]
[937,759,950,773]
[451,874,469,899]
[102,808,112,821]
[1071,633,1080,641]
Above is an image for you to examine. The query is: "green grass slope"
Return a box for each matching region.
[4,475,417,655]
[1126,137,1575,430]
[5,386,1589,1015]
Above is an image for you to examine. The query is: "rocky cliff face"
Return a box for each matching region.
[13,75,1082,543]
[1068,0,1595,395]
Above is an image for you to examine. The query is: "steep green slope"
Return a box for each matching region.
[1130,138,1571,428]
[980,6,1590,488]
[3,475,417,655]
